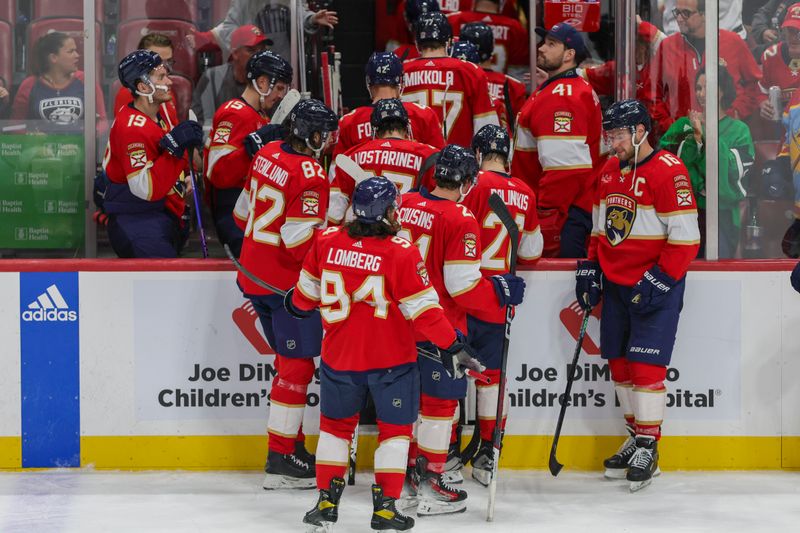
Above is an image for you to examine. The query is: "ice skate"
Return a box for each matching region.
[397,464,419,511]
[469,440,494,487]
[603,427,637,480]
[303,477,345,532]
[416,456,467,516]
[441,442,464,484]
[370,484,415,531]
[263,450,316,490]
[295,440,317,467]
[627,437,661,492]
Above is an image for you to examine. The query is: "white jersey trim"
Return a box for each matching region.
[443,261,482,297]
[537,137,592,170]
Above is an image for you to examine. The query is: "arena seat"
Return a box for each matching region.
[31,0,104,22]
[170,74,192,122]
[0,20,11,90]
[0,0,13,24]
[118,19,198,81]
[27,18,102,76]
[119,1,198,23]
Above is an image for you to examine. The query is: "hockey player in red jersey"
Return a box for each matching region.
[101,50,203,258]
[459,21,527,135]
[288,176,483,532]
[402,12,499,147]
[458,124,542,484]
[389,0,441,62]
[576,100,700,492]
[233,99,338,490]
[512,23,602,258]
[330,98,439,224]
[397,144,526,515]
[333,52,444,161]
[447,0,529,78]
[204,50,293,256]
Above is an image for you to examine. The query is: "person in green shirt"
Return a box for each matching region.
[660,64,755,258]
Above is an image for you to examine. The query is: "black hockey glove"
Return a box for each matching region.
[160,120,203,158]
[791,262,800,294]
[630,265,677,314]
[575,260,602,311]
[283,287,314,319]
[244,124,288,158]
[440,331,485,379]
[491,273,526,306]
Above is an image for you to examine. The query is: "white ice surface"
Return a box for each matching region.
[0,470,798,532]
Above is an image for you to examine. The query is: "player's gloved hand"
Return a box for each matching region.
[491,273,526,306]
[630,265,677,314]
[575,260,602,311]
[160,120,203,158]
[782,219,800,258]
[440,331,485,380]
[791,262,800,294]
[283,287,314,319]
[244,124,288,157]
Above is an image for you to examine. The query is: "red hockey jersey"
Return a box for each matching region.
[204,98,268,190]
[588,150,700,286]
[402,56,499,147]
[234,141,329,295]
[332,101,445,159]
[512,70,601,213]
[484,69,526,134]
[329,137,439,224]
[398,188,503,333]
[102,103,186,219]
[447,10,529,73]
[292,226,457,372]
[759,42,800,114]
[113,86,179,128]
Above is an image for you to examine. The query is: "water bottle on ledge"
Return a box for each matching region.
[743,197,763,259]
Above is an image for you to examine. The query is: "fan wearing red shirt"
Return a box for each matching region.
[333,51,444,161]
[402,12,499,147]
[330,98,439,224]
[233,99,338,490]
[289,176,483,532]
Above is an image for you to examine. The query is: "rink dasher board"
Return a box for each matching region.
[1,261,799,470]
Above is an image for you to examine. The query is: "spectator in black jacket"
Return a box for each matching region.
[751,0,793,59]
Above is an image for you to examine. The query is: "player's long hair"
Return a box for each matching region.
[345,208,401,238]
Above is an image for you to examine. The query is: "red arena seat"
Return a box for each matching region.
[169,74,193,122]
[31,0,104,22]
[119,1,198,23]
[118,19,198,81]
[0,0,13,24]
[27,19,102,76]
[0,21,11,89]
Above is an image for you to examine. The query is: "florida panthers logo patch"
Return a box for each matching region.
[463,232,478,257]
[301,191,320,215]
[213,127,231,144]
[416,261,430,286]
[128,149,147,169]
[605,193,636,247]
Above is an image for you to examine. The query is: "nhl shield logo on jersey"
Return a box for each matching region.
[301,191,320,215]
[463,232,478,257]
[605,193,636,246]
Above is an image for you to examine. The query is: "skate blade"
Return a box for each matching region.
[416,498,467,516]
[629,478,652,492]
[603,468,628,480]
[442,469,464,484]
[263,473,316,490]
[397,495,418,511]
[304,521,335,533]
[471,468,491,487]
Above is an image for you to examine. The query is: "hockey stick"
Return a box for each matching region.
[416,152,439,188]
[460,391,481,464]
[548,308,591,477]
[486,192,520,522]
[187,111,208,258]
[271,89,302,125]
[503,79,515,133]
[441,79,451,139]
[348,422,358,485]
[334,154,372,184]
[224,244,287,296]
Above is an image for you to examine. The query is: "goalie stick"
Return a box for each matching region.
[548,308,591,477]
[486,192,520,522]
[271,89,302,125]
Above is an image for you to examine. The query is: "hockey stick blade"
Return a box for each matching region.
[271,89,302,125]
[334,154,372,184]
[416,152,439,186]
[548,309,591,477]
[224,244,287,296]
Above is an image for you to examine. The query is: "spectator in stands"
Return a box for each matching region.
[758,3,800,121]
[196,1,338,61]
[11,32,107,134]
[0,79,9,118]
[660,65,754,258]
[660,0,747,39]
[113,33,179,127]
[751,0,793,59]
[191,25,272,126]
[654,0,762,125]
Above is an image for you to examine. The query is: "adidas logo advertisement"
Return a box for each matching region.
[22,284,77,322]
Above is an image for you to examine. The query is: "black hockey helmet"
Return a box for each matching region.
[450,40,480,64]
[435,144,480,186]
[118,49,163,92]
[370,98,409,129]
[365,51,404,87]
[460,22,494,63]
[602,99,652,133]
[472,124,511,159]
[247,50,293,84]
[352,176,401,225]
[415,12,452,45]
[289,99,338,157]
[405,0,440,23]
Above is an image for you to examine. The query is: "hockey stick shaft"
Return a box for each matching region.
[187,147,208,259]
[548,309,591,477]
[486,192,520,522]
[224,244,287,296]
[503,79,515,133]
[417,346,491,384]
[348,422,358,485]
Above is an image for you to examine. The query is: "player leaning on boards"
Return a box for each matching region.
[285,176,483,532]
[397,144,526,515]
[575,100,700,492]
[204,50,293,257]
[101,50,204,258]
[233,98,338,490]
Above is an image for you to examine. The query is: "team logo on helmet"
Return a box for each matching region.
[416,261,430,286]
[604,194,636,247]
